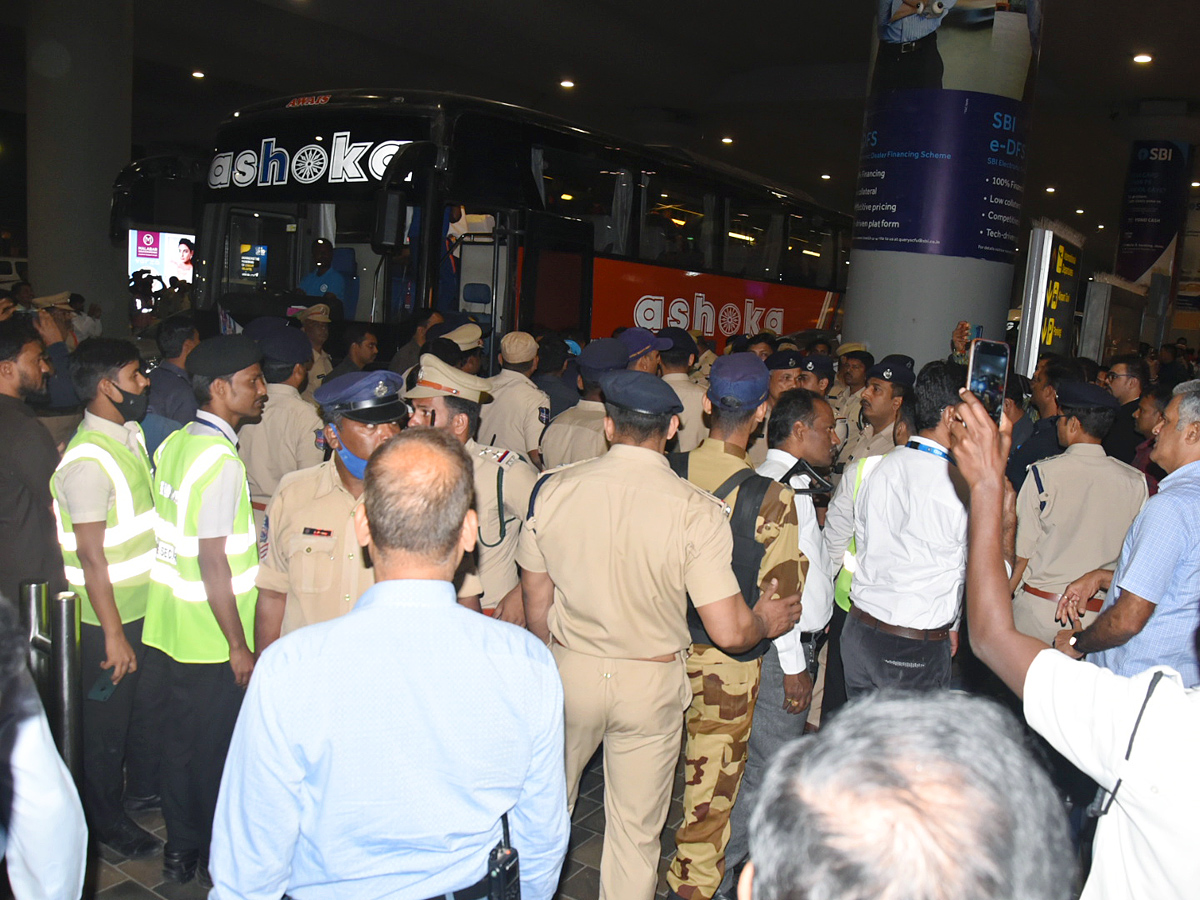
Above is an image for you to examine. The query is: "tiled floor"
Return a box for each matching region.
[86,747,686,900]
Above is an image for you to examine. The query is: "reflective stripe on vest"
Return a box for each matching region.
[834,454,884,611]
[51,429,156,625]
[144,429,258,663]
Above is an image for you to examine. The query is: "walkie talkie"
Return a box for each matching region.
[488,813,520,900]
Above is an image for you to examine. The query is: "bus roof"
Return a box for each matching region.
[222,89,841,217]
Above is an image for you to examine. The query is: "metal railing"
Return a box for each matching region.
[19,581,83,787]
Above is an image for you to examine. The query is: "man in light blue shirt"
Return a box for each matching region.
[1056,381,1200,685]
[298,238,347,316]
[209,428,569,900]
[873,0,957,92]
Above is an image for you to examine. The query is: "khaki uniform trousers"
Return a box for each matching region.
[554,643,691,900]
[667,644,762,900]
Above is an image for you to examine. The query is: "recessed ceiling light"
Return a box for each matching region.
[192,70,205,79]
[661,193,669,198]
[1098,224,1105,229]
[560,80,574,88]
[820,174,831,180]
[721,137,734,144]
[1075,209,1084,214]
[1133,53,1153,64]
[1045,186,1056,193]
[1192,181,1200,188]
[560,193,573,201]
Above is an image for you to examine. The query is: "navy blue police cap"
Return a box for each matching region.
[867,354,916,389]
[766,349,804,371]
[658,327,698,359]
[313,370,410,424]
[241,316,291,342]
[578,338,630,379]
[1057,380,1121,410]
[707,353,770,410]
[256,324,313,367]
[599,369,684,416]
[800,354,836,381]
[617,326,672,362]
[186,334,262,378]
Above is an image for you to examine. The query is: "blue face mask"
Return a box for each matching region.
[330,425,369,480]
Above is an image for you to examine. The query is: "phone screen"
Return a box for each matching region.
[968,339,1009,423]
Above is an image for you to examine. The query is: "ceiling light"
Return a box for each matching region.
[820,174,831,180]
[560,80,574,88]
[721,137,734,145]
[192,70,205,79]
[1192,181,1200,188]
[560,193,573,201]
[1075,209,1084,214]
[661,193,669,198]
[728,231,753,241]
[1098,224,1105,229]
[1133,53,1153,64]
[1045,186,1056,193]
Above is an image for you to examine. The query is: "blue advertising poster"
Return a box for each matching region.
[853,89,1027,264]
[1114,139,1192,285]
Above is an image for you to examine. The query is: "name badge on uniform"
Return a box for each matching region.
[302,527,333,537]
[156,541,177,565]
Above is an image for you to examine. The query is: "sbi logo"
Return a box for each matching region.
[208,134,409,189]
[1137,146,1174,162]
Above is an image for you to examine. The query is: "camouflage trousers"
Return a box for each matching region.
[667,644,762,900]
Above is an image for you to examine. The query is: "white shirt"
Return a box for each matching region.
[758,449,834,634]
[850,437,968,629]
[1024,650,1200,900]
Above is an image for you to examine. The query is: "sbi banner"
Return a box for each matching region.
[853,89,1027,265]
[1114,140,1192,285]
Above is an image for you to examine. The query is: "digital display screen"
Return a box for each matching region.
[128,230,196,288]
[240,244,268,280]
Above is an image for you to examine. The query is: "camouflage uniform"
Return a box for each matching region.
[668,438,807,900]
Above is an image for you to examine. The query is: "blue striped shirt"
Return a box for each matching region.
[1093,460,1200,685]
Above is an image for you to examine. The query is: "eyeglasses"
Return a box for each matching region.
[1108,373,1138,380]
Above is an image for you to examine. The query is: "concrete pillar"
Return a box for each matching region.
[842,3,1044,365]
[26,0,133,336]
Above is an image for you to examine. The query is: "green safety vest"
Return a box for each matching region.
[143,427,258,663]
[51,425,157,626]
[833,454,884,612]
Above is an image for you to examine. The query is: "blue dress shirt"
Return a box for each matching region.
[1093,459,1200,686]
[878,0,957,44]
[209,579,568,900]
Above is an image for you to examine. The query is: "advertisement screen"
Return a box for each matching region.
[128,230,196,288]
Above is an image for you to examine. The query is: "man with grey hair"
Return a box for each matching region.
[1052,379,1200,686]
[210,428,569,899]
[740,692,1070,900]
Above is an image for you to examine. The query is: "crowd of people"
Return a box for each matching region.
[1,297,1197,900]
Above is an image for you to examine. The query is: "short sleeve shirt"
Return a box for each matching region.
[468,441,538,607]
[662,373,708,454]
[539,400,608,469]
[54,412,148,524]
[517,443,739,658]
[478,369,551,456]
[238,383,324,504]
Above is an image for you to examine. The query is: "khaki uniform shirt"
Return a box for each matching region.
[685,438,807,615]
[302,348,333,406]
[517,443,740,659]
[833,386,865,447]
[238,383,324,531]
[478,369,551,456]
[663,373,708,454]
[467,440,538,608]
[258,461,482,636]
[693,350,717,383]
[834,422,895,485]
[1015,443,1148,594]
[540,399,608,469]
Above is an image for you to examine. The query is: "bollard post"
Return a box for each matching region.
[19,581,51,700]
[50,591,83,788]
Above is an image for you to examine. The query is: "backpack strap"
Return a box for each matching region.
[712,467,757,501]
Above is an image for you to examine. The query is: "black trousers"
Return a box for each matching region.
[872,31,945,94]
[841,611,951,698]
[80,619,161,831]
[148,649,244,853]
[821,604,849,722]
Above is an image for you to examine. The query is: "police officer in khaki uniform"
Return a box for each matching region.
[295,304,333,406]
[833,354,913,484]
[407,354,538,622]
[832,347,873,448]
[539,338,628,468]
[518,369,802,900]
[238,324,324,537]
[1010,381,1147,644]
[797,354,835,397]
[747,349,805,466]
[478,331,551,468]
[254,371,482,652]
[657,327,708,453]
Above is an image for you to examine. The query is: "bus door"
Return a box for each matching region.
[518,211,593,337]
[455,210,514,352]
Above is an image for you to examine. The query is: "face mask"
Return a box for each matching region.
[113,385,150,423]
[330,425,369,480]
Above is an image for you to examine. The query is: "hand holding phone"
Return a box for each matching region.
[967,338,1009,423]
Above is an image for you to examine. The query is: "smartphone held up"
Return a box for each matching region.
[967,339,1009,423]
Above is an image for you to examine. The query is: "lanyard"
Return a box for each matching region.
[906,440,955,466]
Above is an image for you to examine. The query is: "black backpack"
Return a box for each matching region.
[668,452,773,661]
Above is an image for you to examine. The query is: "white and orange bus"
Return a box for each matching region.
[124,90,851,353]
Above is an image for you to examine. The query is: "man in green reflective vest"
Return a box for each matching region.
[51,338,161,859]
[142,334,266,886]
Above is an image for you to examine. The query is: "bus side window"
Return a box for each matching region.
[639,175,713,270]
[533,146,631,255]
[725,202,784,281]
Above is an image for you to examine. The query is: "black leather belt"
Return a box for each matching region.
[880,31,937,55]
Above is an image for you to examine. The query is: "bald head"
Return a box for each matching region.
[360,428,475,568]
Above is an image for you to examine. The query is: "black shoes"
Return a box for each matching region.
[123,793,162,813]
[162,845,199,883]
[98,816,161,860]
